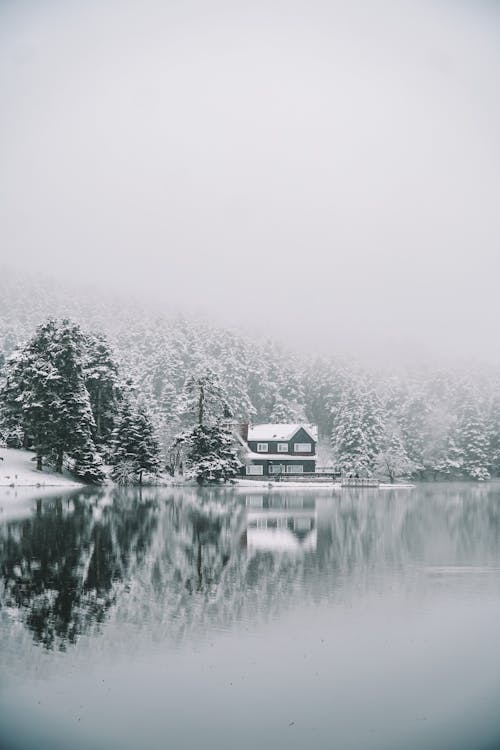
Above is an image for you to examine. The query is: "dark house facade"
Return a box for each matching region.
[239,423,318,476]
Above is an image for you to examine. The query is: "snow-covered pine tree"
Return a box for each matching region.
[111,399,161,484]
[269,396,304,423]
[83,332,122,458]
[487,391,500,477]
[0,319,104,480]
[373,426,414,483]
[178,368,230,427]
[457,394,490,481]
[177,419,242,484]
[172,367,241,483]
[397,387,430,477]
[433,416,465,479]
[331,381,384,476]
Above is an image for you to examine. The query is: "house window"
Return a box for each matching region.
[269,464,286,474]
[277,443,288,452]
[286,464,303,473]
[256,443,268,452]
[246,465,264,475]
[294,443,311,453]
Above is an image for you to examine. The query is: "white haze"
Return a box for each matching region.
[1,0,500,363]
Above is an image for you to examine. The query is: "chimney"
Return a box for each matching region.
[239,422,249,442]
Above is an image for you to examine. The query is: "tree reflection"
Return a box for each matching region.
[2,484,500,652]
[0,489,158,650]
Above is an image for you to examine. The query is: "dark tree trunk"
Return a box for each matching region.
[198,384,204,426]
[96,384,102,438]
[56,448,64,474]
[36,453,43,471]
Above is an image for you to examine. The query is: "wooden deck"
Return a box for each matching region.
[241,472,338,482]
[341,478,380,488]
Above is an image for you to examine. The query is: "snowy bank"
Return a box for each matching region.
[235,479,341,489]
[235,479,415,490]
[0,448,83,487]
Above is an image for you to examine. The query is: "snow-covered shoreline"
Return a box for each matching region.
[235,479,415,489]
[0,449,417,491]
[0,448,83,487]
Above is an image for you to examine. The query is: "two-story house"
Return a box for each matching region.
[239,423,318,476]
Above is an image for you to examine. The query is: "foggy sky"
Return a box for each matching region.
[1,0,500,363]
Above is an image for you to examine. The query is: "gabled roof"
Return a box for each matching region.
[247,423,318,442]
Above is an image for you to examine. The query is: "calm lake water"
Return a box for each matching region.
[1,483,500,750]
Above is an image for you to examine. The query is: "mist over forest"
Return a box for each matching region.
[1,268,499,481]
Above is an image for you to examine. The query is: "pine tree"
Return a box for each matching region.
[0,319,104,480]
[178,368,230,427]
[433,429,464,479]
[458,397,490,481]
[397,389,429,477]
[373,427,414,483]
[111,400,160,484]
[177,419,242,484]
[331,381,384,476]
[83,333,121,457]
[488,392,500,477]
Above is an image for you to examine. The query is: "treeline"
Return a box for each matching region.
[0,319,244,484]
[0,319,160,484]
[1,272,500,481]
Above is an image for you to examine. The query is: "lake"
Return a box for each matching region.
[1,483,500,750]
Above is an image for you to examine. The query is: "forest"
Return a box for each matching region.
[1,270,499,482]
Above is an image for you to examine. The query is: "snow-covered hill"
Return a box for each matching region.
[2,268,500,481]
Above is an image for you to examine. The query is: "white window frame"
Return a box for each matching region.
[269,464,286,474]
[294,443,311,453]
[246,465,264,475]
[286,464,303,473]
[277,443,288,452]
[256,443,268,453]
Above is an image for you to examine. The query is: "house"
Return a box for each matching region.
[238,423,318,476]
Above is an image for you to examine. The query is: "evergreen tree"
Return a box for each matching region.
[458,397,490,481]
[176,419,242,484]
[373,427,414,483]
[331,382,384,476]
[83,333,121,457]
[433,429,464,479]
[178,368,230,427]
[111,400,160,484]
[488,392,500,476]
[0,319,104,481]
[397,389,429,477]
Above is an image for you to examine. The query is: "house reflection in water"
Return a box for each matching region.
[241,493,317,552]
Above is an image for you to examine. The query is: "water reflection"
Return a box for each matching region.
[244,494,317,552]
[0,489,159,650]
[1,483,500,653]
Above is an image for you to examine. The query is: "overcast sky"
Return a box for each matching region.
[1,0,500,363]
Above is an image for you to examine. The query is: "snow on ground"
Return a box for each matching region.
[0,448,83,487]
[235,479,341,489]
[235,479,415,489]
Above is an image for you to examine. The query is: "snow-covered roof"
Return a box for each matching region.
[247,423,318,442]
